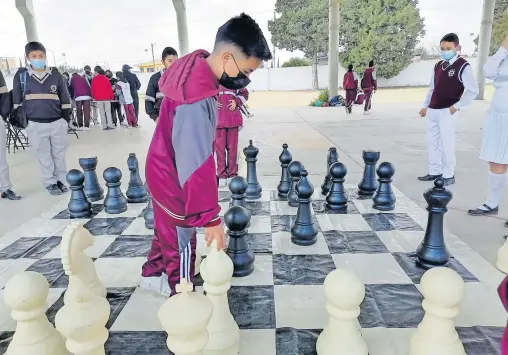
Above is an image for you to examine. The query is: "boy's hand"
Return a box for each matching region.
[449,106,457,115]
[217,102,223,109]
[419,108,427,117]
[228,100,237,111]
[205,224,226,251]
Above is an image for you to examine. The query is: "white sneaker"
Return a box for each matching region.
[218,179,228,188]
[83,127,90,131]
[138,275,168,296]
[160,274,172,297]
[120,122,128,127]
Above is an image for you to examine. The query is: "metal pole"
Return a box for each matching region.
[476,0,496,100]
[151,43,157,72]
[328,0,340,97]
[16,0,39,42]
[172,0,190,56]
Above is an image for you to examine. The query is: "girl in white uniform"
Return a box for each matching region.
[469,35,508,224]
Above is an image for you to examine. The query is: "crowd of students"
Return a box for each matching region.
[342,61,377,115]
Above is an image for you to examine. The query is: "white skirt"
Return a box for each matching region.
[480,88,508,164]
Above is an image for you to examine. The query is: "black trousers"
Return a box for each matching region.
[132,95,139,120]
[111,102,123,125]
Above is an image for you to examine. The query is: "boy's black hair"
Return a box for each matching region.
[25,41,46,56]
[440,33,459,45]
[105,69,113,74]
[162,47,178,60]
[84,65,91,71]
[369,60,374,67]
[97,69,105,75]
[348,64,353,71]
[63,72,69,77]
[214,13,272,61]
[94,65,102,73]
[115,71,122,79]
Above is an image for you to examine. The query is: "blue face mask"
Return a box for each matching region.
[440,50,455,61]
[29,59,46,70]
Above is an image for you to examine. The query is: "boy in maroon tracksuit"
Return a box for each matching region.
[343,64,359,114]
[361,60,377,114]
[140,13,272,296]
[216,85,249,187]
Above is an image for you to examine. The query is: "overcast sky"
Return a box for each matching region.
[0,0,484,70]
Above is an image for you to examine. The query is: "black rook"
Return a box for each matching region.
[277,143,293,198]
[225,205,255,277]
[358,150,380,196]
[66,169,92,219]
[291,170,318,246]
[79,157,104,202]
[321,147,339,196]
[416,178,453,269]
[244,140,262,200]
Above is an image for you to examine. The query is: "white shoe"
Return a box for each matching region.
[83,127,90,131]
[363,111,370,115]
[218,179,228,188]
[120,122,128,127]
[160,274,172,297]
[138,275,169,297]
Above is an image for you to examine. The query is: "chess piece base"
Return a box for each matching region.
[204,344,239,355]
[416,244,450,269]
[104,204,128,215]
[69,210,92,219]
[227,249,255,277]
[316,329,368,355]
[84,190,104,202]
[326,204,348,211]
[291,233,318,246]
[372,203,395,211]
[357,190,375,196]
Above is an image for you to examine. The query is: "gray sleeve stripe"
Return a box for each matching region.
[172,99,214,187]
[0,86,7,94]
[145,96,156,102]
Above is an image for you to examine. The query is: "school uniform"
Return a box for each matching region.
[115,81,137,127]
[361,67,377,112]
[145,70,165,121]
[343,71,359,112]
[91,74,115,129]
[0,71,14,194]
[422,54,478,180]
[12,66,72,189]
[215,85,248,180]
[70,73,92,128]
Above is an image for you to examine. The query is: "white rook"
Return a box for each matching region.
[316,269,368,355]
[409,267,466,355]
[201,240,240,355]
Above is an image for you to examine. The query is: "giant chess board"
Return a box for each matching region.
[0,184,506,355]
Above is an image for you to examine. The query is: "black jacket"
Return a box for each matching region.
[145,71,163,121]
[122,70,141,98]
[0,71,11,120]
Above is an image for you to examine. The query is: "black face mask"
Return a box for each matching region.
[218,55,251,90]
[85,70,91,75]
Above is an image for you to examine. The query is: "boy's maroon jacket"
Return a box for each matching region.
[362,67,377,90]
[217,85,249,128]
[91,74,114,101]
[145,50,221,230]
[498,275,508,354]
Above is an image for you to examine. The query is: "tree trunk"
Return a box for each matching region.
[312,52,319,90]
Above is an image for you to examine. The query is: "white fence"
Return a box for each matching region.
[3,58,480,93]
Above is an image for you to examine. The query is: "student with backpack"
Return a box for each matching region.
[343,64,359,114]
[361,60,377,115]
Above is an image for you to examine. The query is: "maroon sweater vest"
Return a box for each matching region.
[429,58,470,109]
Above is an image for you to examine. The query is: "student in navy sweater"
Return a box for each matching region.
[418,33,479,186]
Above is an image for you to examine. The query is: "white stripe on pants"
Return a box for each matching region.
[426,108,458,179]
[0,120,13,193]
[96,101,113,128]
[26,119,68,188]
[179,241,192,282]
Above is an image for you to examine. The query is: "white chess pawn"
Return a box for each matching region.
[201,240,240,355]
[316,269,368,355]
[409,267,466,355]
[3,271,69,355]
[55,276,110,355]
[195,249,202,276]
[159,278,213,355]
[497,239,508,273]
[60,222,107,304]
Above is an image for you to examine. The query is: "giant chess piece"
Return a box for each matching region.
[201,240,240,355]
[496,239,508,273]
[316,269,368,355]
[229,176,248,209]
[144,183,155,230]
[66,169,92,219]
[416,178,453,269]
[277,143,293,198]
[321,147,339,196]
[55,277,110,355]
[126,153,148,203]
[4,271,68,355]
[225,205,255,277]
[358,150,380,196]
[103,167,128,214]
[61,222,107,304]
[287,161,305,207]
[159,279,213,355]
[291,170,318,246]
[409,267,466,355]
[79,157,104,202]
[244,140,262,200]
[326,162,348,211]
[372,162,396,211]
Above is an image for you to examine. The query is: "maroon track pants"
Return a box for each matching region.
[215,127,239,179]
[345,89,357,109]
[363,88,373,112]
[141,202,197,295]
[76,100,91,128]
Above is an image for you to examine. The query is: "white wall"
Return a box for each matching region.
[2,58,480,93]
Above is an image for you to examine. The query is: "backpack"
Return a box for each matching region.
[9,71,29,129]
[343,72,356,90]
[329,95,345,107]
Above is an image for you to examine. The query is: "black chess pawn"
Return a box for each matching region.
[321,147,339,196]
[225,205,255,277]
[79,157,104,202]
[229,176,248,209]
[372,162,396,211]
[291,170,318,246]
[358,150,380,196]
[416,178,453,269]
[326,162,348,211]
[244,140,262,200]
[144,183,154,229]
[287,161,305,207]
[277,143,293,198]
[103,167,128,214]
[126,153,148,203]
[66,169,92,219]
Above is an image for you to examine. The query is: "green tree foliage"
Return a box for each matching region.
[474,0,508,54]
[339,0,425,78]
[282,57,312,67]
[491,11,508,54]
